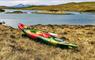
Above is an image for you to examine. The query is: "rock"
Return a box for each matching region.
[0,9,5,12]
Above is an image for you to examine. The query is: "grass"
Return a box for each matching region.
[0,24,95,60]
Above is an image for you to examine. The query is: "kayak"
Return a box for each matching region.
[18,23,77,48]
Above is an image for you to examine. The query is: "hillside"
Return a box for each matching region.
[18,2,95,12]
[0,6,8,9]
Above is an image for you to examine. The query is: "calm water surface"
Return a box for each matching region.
[0,9,95,28]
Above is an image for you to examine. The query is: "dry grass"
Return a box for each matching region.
[17,2,95,12]
[0,25,95,60]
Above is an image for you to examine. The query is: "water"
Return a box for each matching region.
[0,9,95,28]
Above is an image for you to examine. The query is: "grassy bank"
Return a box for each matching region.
[0,24,95,60]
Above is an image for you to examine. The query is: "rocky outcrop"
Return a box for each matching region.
[0,9,5,12]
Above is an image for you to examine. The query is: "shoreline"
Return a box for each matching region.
[32,12,74,15]
[0,24,95,60]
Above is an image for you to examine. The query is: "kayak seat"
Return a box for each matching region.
[54,38,64,42]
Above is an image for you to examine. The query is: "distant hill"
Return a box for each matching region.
[12,4,31,8]
[18,2,95,12]
[0,4,31,9]
[0,6,8,9]
[0,2,95,12]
